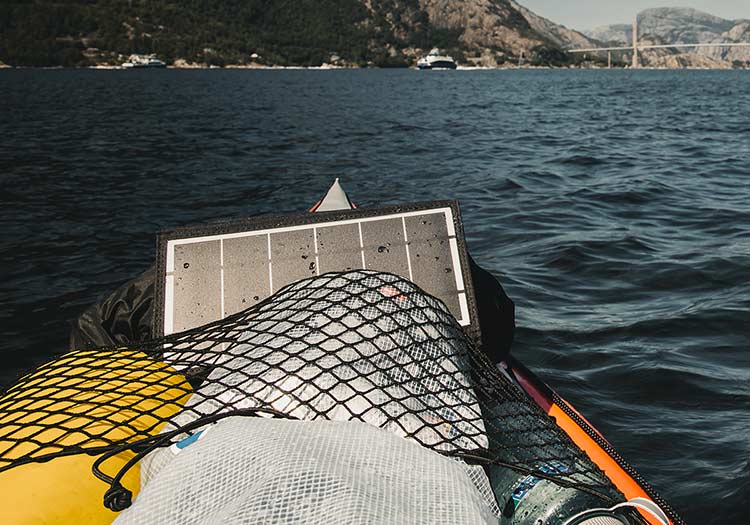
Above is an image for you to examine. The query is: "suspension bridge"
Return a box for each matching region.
[568,18,750,68]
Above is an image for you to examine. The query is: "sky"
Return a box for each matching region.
[516,1,750,31]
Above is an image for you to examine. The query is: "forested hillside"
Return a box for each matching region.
[0,0,592,67]
[1,1,378,66]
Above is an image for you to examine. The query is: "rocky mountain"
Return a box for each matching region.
[0,0,600,67]
[583,7,750,66]
[395,0,600,65]
[638,7,735,43]
[635,34,732,69]
[638,7,750,63]
[584,24,632,45]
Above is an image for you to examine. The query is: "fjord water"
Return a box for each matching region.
[1,69,748,523]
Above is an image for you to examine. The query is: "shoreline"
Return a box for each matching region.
[2,63,747,71]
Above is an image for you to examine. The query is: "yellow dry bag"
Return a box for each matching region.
[0,349,191,524]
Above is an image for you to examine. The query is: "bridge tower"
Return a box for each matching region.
[632,18,639,68]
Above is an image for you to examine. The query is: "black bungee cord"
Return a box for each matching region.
[91,407,297,512]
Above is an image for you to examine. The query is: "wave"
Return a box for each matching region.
[553,155,605,166]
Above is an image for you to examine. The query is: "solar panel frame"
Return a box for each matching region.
[153,200,481,345]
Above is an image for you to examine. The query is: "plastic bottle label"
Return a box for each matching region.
[511,461,569,508]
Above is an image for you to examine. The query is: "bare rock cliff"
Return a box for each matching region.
[366,0,600,65]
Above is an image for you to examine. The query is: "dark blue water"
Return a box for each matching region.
[1,69,748,523]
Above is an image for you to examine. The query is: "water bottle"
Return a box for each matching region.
[481,399,635,525]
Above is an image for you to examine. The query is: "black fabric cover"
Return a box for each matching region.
[69,259,515,362]
[468,256,515,363]
[69,266,155,350]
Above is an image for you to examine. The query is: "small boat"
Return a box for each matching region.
[122,54,167,68]
[417,48,457,70]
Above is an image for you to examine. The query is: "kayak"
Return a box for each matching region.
[0,180,683,525]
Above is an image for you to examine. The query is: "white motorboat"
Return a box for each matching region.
[122,54,167,68]
[417,48,457,70]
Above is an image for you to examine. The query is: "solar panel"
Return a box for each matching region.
[154,201,480,343]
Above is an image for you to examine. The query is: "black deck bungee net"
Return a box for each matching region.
[0,270,677,523]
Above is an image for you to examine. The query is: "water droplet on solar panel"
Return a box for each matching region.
[377,246,387,253]
[183,263,189,269]
[309,262,316,271]
[253,296,259,301]
[445,268,452,273]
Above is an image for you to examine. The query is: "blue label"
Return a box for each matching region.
[511,461,569,508]
[175,430,204,450]
[511,474,541,506]
[169,424,215,454]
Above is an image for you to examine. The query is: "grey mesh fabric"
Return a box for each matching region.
[160,270,489,454]
[133,270,500,521]
[114,418,498,525]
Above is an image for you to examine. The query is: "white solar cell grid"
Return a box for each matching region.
[155,202,478,340]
